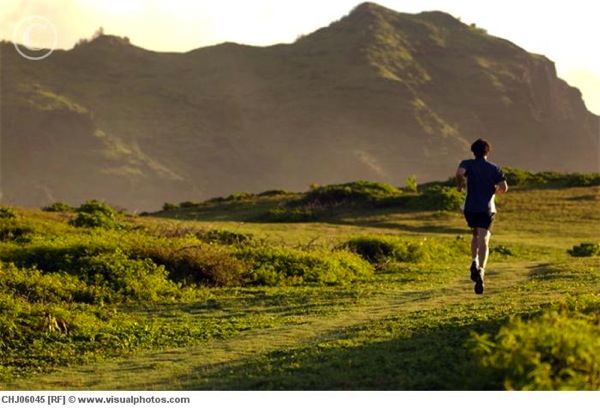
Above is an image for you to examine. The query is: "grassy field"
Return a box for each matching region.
[1,176,599,390]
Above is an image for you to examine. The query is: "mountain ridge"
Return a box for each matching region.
[1,2,597,211]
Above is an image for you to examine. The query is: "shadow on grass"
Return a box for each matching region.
[173,316,505,391]
[528,261,600,284]
[154,202,467,236]
[332,218,467,235]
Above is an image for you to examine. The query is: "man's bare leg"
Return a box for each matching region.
[472,227,490,294]
[476,227,491,271]
[470,228,479,261]
[470,229,480,280]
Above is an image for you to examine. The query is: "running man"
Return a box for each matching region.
[456,139,508,294]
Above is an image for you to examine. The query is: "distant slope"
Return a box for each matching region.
[1,2,598,211]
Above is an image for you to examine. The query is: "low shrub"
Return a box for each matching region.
[236,246,374,286]
[162,202,179,211]
[75,249,178,301]
[342,236,425,263]
[410,186,463,211]
[0,207,16,219]
[303,181,402,206]
[2,239,177,302]
[200,229,253,245]
[179,201,198,208]
[3,241,113,273]
[0,262,108,304]
[568,242,600,257]
[70,212,118,229]
[470,308,600,390]
[264,181,403,222]
[0,289,168,381]
[564,173,600,187]
[0,219,34,243]
[257,189,293,197]
[503,168,600,188]
[490,245,514,256]
[70,200,121,229]
[226,192,254,201]
[42,202,74,212]
[265,206,320,222]
[137,242,247,287]
[341,235,468,264]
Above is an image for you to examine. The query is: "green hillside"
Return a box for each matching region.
[1,172,598,390]
[1,2,598,211]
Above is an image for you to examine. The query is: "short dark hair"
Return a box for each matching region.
[471,139,491,158]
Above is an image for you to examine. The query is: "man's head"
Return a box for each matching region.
[471,139,491,158]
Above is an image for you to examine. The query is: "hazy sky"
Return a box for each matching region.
[2,0,598,114]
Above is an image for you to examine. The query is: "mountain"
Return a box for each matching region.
[1,2,598,211]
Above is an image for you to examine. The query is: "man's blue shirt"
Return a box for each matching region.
[459,158,506,213]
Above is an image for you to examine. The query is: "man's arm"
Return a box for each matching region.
[455,167,466,192]
[495,180,508,194]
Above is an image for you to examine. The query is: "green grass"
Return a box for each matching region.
[1,182,599,390]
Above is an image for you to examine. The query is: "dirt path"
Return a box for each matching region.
[8,261,535,390]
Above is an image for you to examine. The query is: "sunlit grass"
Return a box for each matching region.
[1,183,599,390]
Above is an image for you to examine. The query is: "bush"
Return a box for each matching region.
[138,242,247,287]
[42,202,74,212]
[405,175,418,193]
[0,262,108,304]
[264,181,403,222]
[76,200,118,216]
[411,186,463,211]
[565,173,600,187]
[75,250,178,301]
[257,189,293,197]
[470,310,600,390]
[303,181,402,206]
[502,168,600,188]
[3,241,111,273]
[179,201,198,208]
[226,192,254,201]
[0,219,34,243]
[503,168,546,186]
[342,235,468,264]
[236,246,374,286]
[265,206,320,223]
[70,212,118,229]
[568,242,600,257]
[490,245,514,256]
[2,241,177,302]
[200,229,253,245]
[70,200,121,229]
[162,202,179,211]
[342,236,425,263]
[0,207,16,219]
